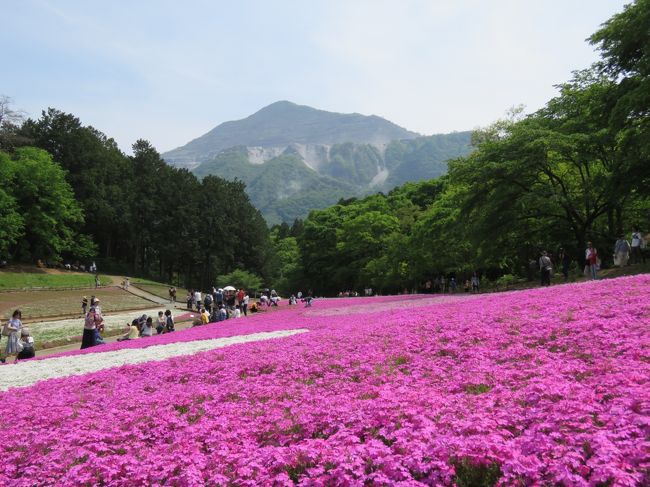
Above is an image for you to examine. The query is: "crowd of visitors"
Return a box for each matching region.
[183,287,302,327]
[116,310,175,341]
[420,273,480,294]
[79,293,176,348]
[536,228,646,285]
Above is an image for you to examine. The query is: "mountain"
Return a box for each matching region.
[163,101,473,224]
[163,101,419,169]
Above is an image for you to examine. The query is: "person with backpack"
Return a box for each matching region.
[204,293,213,313]
[539,251,552,286]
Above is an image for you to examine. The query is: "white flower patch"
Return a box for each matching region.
[0,329,308,391]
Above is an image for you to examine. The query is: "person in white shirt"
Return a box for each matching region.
[140,317,154,337]
[194,290,202,311]
[630,227,645,264]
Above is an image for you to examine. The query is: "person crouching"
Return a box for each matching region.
[17,328,35,360]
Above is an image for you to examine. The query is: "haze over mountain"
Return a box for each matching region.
[162,101,473,224]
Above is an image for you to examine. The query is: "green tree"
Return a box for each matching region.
[0,152,24,259]
[19,109,134,262]
[590,0,650,191]
[3,147,94,261]
[216,269,263,291]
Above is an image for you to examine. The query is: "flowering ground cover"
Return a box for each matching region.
[0,276,648,485]
[0,329,308,391]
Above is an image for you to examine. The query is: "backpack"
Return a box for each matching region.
[204,295,213,306]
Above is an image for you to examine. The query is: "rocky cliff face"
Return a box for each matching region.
[164,101,472,224]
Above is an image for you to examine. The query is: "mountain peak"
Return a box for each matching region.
[251,100,314,117]
[163,102,419,167]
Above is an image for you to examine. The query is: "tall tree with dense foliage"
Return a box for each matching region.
[10,109,272,289]
[0,147,94,261]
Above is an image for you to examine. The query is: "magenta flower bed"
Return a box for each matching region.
[41,294,440,360]
[1,276,648,485]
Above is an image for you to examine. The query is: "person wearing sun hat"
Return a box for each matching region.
[16,327,35,360]
[81,303,104,349]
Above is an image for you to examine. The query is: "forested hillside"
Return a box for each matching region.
[164,100,472,224]
[269,0,650,295]
[0,108,271,289]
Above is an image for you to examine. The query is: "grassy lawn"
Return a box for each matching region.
[0,271,111,290]
[131,279,189,301]
[0,287,154,320]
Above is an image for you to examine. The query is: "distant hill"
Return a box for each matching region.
[163,101,473,224]
[163,101,419,169]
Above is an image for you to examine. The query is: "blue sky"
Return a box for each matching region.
[2,0,628,153]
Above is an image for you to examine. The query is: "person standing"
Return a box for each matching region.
[614,235,631,267]
[94,274,100,289]
[631,227,645,264]
[81,306,103,349]
[1,310,23,363]
[194,290,202,312]
[585,242,599,280]
[203,293,213,314]
[539,251,552,286]
[81,296,88,316]
[471,272,480,293]
[558,248,571,282]
[449,277,457,293]
[241,291,249,316]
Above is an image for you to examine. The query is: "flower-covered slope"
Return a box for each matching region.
[1,276,648,486]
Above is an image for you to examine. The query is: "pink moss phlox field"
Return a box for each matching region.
[1,276,648,485]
